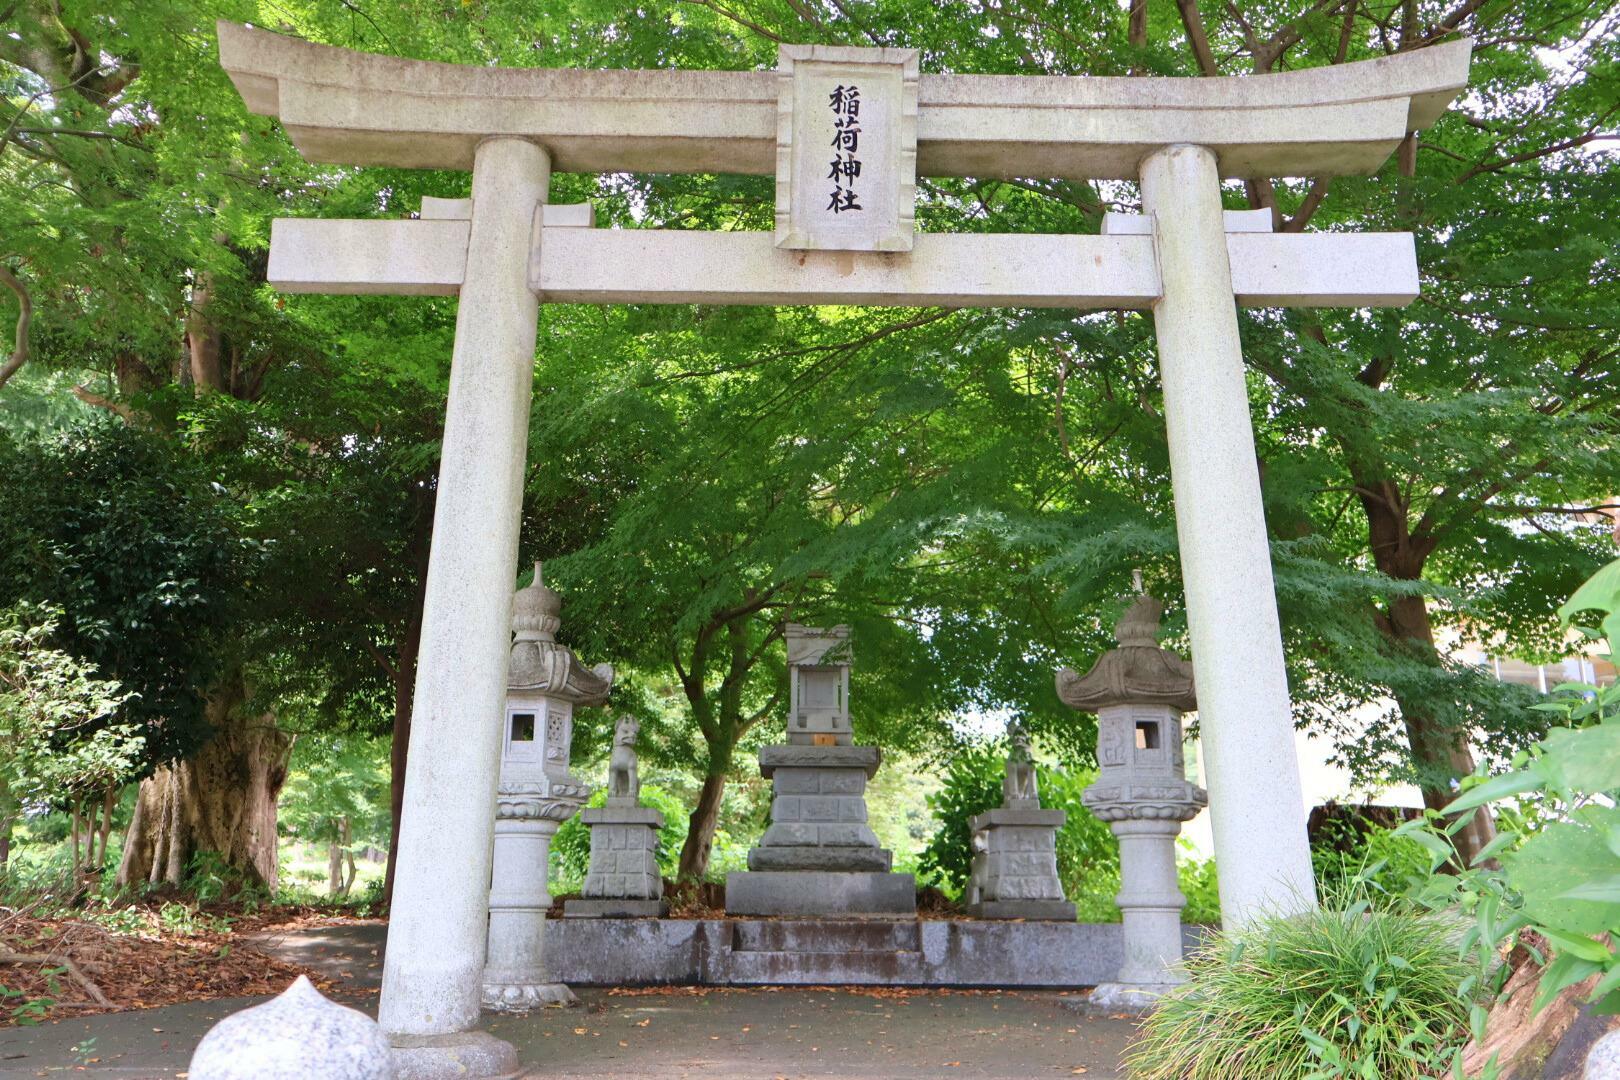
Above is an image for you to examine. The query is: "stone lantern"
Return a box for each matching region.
[1056,586,1206,1009]
[481,563,611,1012]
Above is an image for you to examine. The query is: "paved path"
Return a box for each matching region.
[0,923,1139,1079]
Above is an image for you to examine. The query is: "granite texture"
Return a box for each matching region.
[563,898,668,918]
[390,1031,519,1080]
[188,976,392,1080]
[540,918,1208,987]
[725,870,916,916]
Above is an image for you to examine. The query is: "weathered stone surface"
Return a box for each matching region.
[966,738,1072,919]
[189,976,392,1080]
[579,810,664,903]
[1059,590,1209,990]
[376,135,550,1043]
[971,807,1067,830]
[580,806,664,827]
[541,918,1207,987]
[747,846,892,872]
[758,744,881,777]
[220,23,1471,180]
[1587,1029,1620,1079]
[726,871,916,916]
[563,898,668,918]
[390,1031,519,1080]
[968,899,1077,920]
[775,46,919,253]
[1065,982,1182,1015]
[483,565,598,1016]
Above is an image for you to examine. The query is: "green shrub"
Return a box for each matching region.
[1127,897,1476,1079]
[1404,556,1620,1032]
[1312,818,1432,903]
[551,783,688,887]
[918,740,1115,907]
[1177,849,1221,924]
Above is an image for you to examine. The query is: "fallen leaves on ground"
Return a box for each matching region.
[0,905,359,1025]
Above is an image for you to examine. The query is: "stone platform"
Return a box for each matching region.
[725,870,916,916]
[542,918,1206,987]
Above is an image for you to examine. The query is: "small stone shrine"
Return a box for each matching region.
[966,720,1076,920]
[1056,579,1207,1008]
[726,624,915,916]
[565,716,668,918]
[482,564,606,1012]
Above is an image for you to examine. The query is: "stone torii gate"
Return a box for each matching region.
[217,22,1469,1074]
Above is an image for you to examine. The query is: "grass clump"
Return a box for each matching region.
[1126,896,1476,1079]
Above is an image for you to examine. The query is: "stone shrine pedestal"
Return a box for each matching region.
[566,803,668,918]
[967,806,1075,920]
[727,625,914,917]
[727,744,915,916]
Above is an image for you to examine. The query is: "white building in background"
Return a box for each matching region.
[1180,644,1616,858]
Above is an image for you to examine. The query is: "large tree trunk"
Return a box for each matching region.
[1385,592,1497,865]
[116,677,290,893]
[677,769,729,882]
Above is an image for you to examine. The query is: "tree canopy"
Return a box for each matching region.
[1,0,1614,876]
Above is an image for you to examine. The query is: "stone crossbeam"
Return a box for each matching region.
[266,217,1419,309]
[218,21,1470,181]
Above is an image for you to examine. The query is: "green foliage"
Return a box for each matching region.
[1127,896,1478,1079]
[1406,558,1620,1029]
[278,735,390,851]
[918,740,1114,905]
[1312,820,1434,904]
[0,423,249,769]
[0,602,141,814]
[551,783,690,887]
[1176,849,1222,926]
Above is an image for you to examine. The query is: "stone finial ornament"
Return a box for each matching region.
[607,715,641,805]
[1055,592,1197,714]
[188,975,392,1080]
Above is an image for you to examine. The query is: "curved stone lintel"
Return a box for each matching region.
[218,22,1470,180]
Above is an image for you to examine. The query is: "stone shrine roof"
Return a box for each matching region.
[508,562,613,704]
[1055,593,1197,713]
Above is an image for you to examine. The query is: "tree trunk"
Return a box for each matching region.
[1385,592,1497,865]
[677,769,729,882]
[382,585,425,907]
[116,676,291,893]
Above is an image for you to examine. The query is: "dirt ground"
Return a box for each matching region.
[0,921,1141,1079]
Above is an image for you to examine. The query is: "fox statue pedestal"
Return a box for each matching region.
[966,722,1075,921]
[565,717,668,918]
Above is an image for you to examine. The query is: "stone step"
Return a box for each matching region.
[725,949,926,986]
[731,919,922,954]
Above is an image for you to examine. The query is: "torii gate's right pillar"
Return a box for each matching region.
[1139,144,1317,924]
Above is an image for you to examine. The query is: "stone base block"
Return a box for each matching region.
[564,898,668,918]
[967,899,1077,921]
[481,979,577,1012]
[748,846,892,872]
[725,870,916,916]
[1066,981,1183,1015]
[390,1031,520,1080]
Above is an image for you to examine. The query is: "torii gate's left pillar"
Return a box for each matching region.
[381,137,548,1076]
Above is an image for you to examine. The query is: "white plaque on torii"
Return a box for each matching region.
[774,45,919,253]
